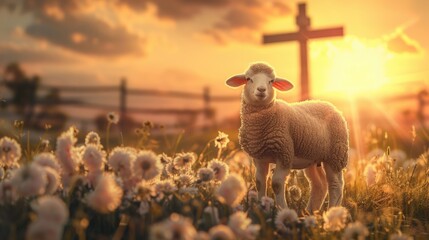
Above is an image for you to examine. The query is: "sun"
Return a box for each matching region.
[319,37,392,94]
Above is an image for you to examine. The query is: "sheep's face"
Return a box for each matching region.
[243,73,276,106]
[226,67,294,107]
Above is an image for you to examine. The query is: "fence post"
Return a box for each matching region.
[120,78,127,131]
[203,86,210,118]
[417,89,428,132]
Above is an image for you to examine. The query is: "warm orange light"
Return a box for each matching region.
[322,37,392,94]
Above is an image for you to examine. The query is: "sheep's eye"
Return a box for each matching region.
[246,78,253,83]
[269,79,274,84]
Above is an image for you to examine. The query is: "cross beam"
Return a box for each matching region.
[263,3,344,100]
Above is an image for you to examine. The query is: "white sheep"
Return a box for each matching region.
[226,62,349,211]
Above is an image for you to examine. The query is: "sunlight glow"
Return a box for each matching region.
[323,37,392,94]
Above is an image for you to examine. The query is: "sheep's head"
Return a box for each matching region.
[226,63,293,107]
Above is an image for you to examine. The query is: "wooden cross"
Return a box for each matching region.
[263,3,344,100]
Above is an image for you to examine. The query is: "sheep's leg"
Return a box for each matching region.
[323,163,344,207]
[304,164,328,213]
[272,164,290,209]
[254,159,269,199]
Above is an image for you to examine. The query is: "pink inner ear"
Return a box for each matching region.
[273,78,293,91]
[226,74,246,87]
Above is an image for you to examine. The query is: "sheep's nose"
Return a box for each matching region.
[257,87,266,92]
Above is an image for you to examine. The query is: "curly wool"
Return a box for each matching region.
[239,98,348,172]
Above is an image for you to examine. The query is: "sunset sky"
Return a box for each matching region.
[0,0,428,123]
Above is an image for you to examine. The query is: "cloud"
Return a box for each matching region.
[386,31,422,54]
[118,0,291,44]
[1,0,146,57]
[0,44,76,64]
[26,14,145,57]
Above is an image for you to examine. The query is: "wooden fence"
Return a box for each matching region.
[0,78,427,132]
[0,78,240,130]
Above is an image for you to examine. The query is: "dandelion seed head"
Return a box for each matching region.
[198,167,214,182]
[173,152,196,170]
[33,152,61,172]
[85,131,101,147]
[149,213,197,240]
[87,174,123,213]
[11,163,47,197]
[209,225,235,240]
[216,174,247,207]
[155,179,177,195]
[107,112,119,124]
[0,137,21,167]
[215,131,230,149]
[82,145,106,171]
[32,195,69,225]
[108,147,135,179]
[134,150,162,181]
[342,221,369,240]
[323,206,349,232]
[175,174,194,188]
[303,215,318,228]
[55,127,80,174]
[208,159,229,181]
[275,209,299,232]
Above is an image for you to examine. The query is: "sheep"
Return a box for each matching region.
[225,62,349,211]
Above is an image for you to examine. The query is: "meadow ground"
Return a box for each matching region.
[0,117,428,240]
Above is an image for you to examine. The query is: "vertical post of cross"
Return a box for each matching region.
[119,78,127,131]
[296,3,311,101]
[203,86,210,119]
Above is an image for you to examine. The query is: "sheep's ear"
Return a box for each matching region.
[273,78,293,91]
[226,74,246,88]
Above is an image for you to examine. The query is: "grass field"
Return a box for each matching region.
[0,118,428,240]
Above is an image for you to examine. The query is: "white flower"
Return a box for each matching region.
[198,167,214,182]
[228,211,260,240]
[173,152,196,170]
[85,131,101,146]
[149,213,197,240]
[209,225,236,240]
[155,180,177,195]
[86,169,103,187]
[260,196,274,213]
[342,221,369,240]
[216,174,247,207]
[56,127,80,174]
[32,196,69,225]
[0,137,21,167]
[323,206,349,231]
[82,145,106,171]
[208,159,229,181]
[275,209,299,232]
[87,175,123,213]
[107,112,119,124]
[288,185,302,201]
[33,152,61,172]
[10,164,47,197]
[136,181,155,201]
[215,131,230,149]
[26,220,62,240]
[134,150,162,181]
[303,215,317,228]
[108,147,135,179]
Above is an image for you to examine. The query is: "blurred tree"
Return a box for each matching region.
[2,62,39,123]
